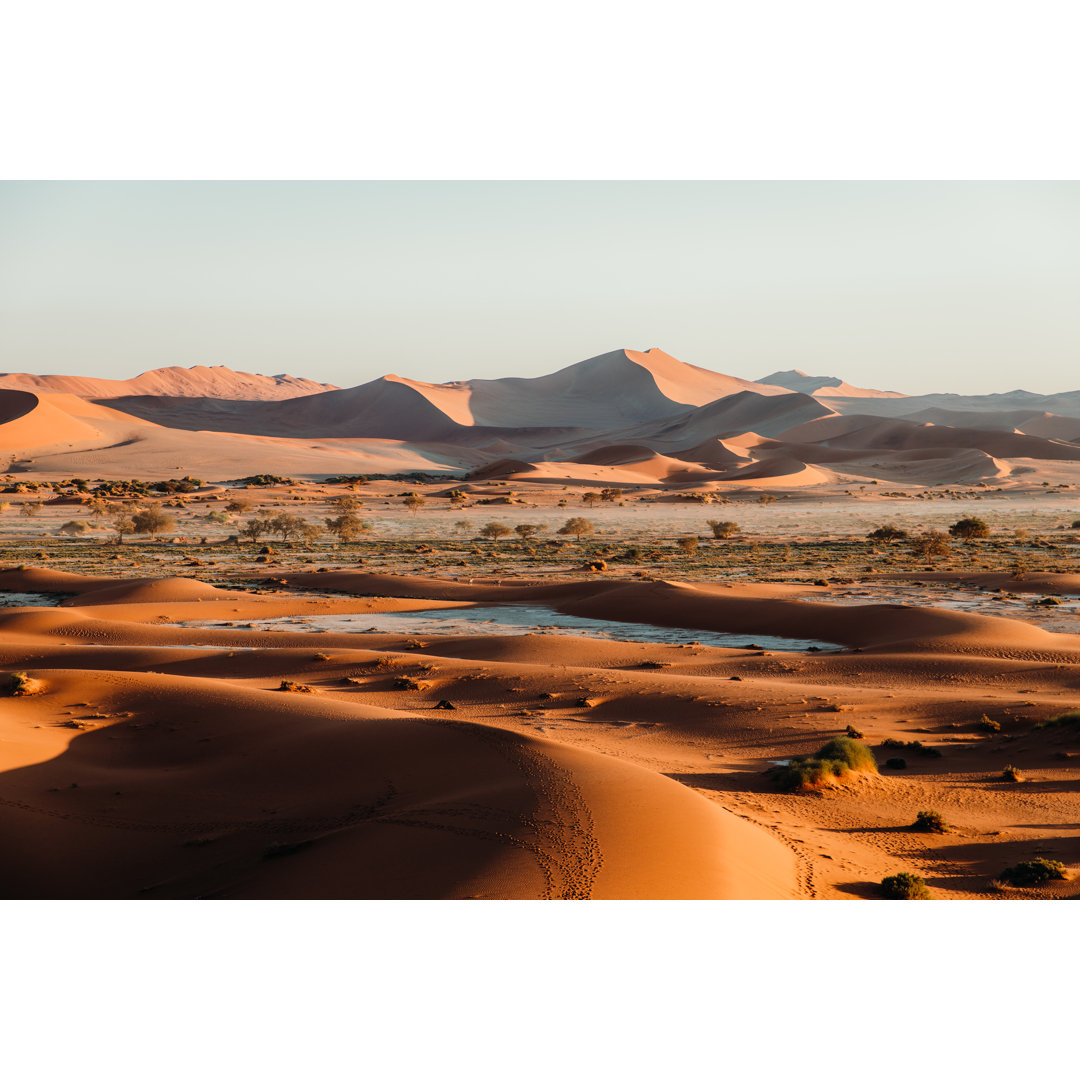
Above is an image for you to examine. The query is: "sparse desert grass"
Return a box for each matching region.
[1001,764,1024,783]
[995,858,1067,887]
[879,872,931,899]
[772,735,877,792]
[912,809,949,833]
[1035,709,1080,731]
[976,714,1001,733]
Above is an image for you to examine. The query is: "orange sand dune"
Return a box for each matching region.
[0,390,106,452]
[0,365,336,400]
[0,666,795,899]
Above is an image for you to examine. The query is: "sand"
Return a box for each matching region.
[1,551,1078,900]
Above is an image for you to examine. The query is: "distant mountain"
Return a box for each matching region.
[0,365,337,401]
[6,347,1080,489]
[756,369,904,399]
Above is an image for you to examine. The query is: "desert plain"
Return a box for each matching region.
[2,347,1079,900]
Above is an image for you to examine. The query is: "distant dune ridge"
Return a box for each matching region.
[4,347,1080,486]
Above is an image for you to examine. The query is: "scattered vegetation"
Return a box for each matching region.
[878,872,931,899]
[1001,764,1024,783]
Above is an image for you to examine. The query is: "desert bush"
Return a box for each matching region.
[2,671,41,696]
[867,525,908,543]
[676,536,699,554]
[996,858,1066,887]
[514,523,542,540]
[403,493,426,513]
[912,809,949,833]
[58,520,91,535]
[772,735,877,792]
[278,680,316,693]
[1036,709,1080,731]
[581,491,603,506]
[879,872,931,899]
[976,714,1001,733]
[1001,764,1024,783]
[884,757,907,769]
[911,530,952,557]
[949,516,990,540]
[707,520,740,539]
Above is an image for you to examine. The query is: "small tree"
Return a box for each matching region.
[111,514,136,544]
[87,496,110,518]
[707,520,740,539]
[403,493,426,513]
[19,501,42,518]
[949,516,989,540]
[600,488,623,503]
[557,517,594,541]
[514,523,543,540]
[676,536,699,554]
[480,521,512,542]
[240,516,272,543]
[325,512,372,542]
[269,512,309,541]
[758,493,777,505]
[132,506,176,537]
[581,491,602,506]
[333,494,363,511]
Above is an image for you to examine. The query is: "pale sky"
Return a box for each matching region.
[1,181,1077,396]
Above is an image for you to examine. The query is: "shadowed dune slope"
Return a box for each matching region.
[0,669,796,899]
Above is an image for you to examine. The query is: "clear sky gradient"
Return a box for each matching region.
[1,181,1077,395]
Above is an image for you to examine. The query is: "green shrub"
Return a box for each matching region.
[772,735,877,792]
[884,757,907,769]
[997,858,1066,887]
[1036,709,1080,731]
[912,809,949,833]
[1002,764,1024,783]
[2,671,41,697]
[879,872,931,899]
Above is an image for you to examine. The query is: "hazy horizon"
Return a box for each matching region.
[2,181,1079,396]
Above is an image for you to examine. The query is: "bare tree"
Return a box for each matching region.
[110,515,136,544]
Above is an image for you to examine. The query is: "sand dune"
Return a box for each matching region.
[0,365,336,400]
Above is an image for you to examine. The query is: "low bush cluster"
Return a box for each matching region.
[771,736,878,792]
